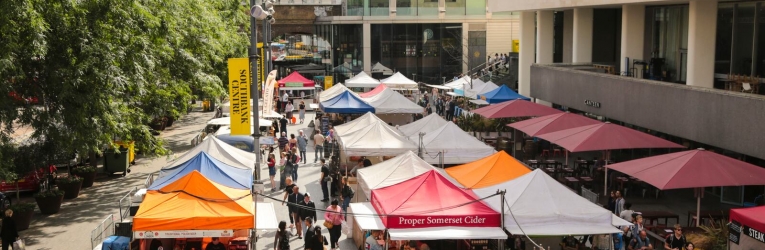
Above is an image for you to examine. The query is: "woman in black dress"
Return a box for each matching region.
[1,209,19,250]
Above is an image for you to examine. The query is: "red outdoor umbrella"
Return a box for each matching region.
[535,122,685,195]
[508,112,602,167]
[608,149,765,226]
[472,99,563,119]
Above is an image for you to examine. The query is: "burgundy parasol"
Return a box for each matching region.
[471,99,562,119]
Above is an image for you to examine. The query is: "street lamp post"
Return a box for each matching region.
[250,0,276,185]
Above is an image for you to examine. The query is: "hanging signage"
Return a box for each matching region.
[746,225,765,244]
[228,58,251,136]
[584,99,601,108]
[284,82,305,87]
[324,76,334,90]
[730,220,742,245]
[134,230,234,239]
[262,70,278,116]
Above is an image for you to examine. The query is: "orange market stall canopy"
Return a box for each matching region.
[445,151,531,189]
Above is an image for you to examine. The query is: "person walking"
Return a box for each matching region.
[1,209,19,250]
[306,226,326,250]
[281,177,297,227]
[324,200,345,250]
[614,191,626,215]
[288,134,298,152]
[298,101,306,124]
[267,153,277,191]
[313,131,325,162]
[445,98,452,120]
[340,177,354,213]
[285,101,294,124]
[289,148,299,181]
[286,185,304,239]
[299,193,317,239]
[319,159,330,202]
[279,117,288,137]
[297,130,307,164]
[277,132,288,153]
[664,224,686,250]
[274,221,290,250]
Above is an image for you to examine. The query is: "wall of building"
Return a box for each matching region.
[530,64,765,160]
[487,0,677,12]
[258,5,341,36]
[487,21,518,55]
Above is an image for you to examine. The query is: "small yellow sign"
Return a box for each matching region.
[228,58,251,136]
[324,76,334,90]
[512,40,520,53]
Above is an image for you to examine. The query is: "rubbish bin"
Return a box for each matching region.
[114,141,135,165]
[104,147,131,177]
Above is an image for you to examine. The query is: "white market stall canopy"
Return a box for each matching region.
[256,202,279,230]
[380,72,418,90]
[444,76,471,89]
[362,87,423,114]
[371,62,393,75]
[337,115,416,156]
[472,169,631,235]
[396,113,449,137]
[320,83,361,102]
[414,122,497,164]
[334,112,392,136]
[344,71,381,88]
[207,117,273,128]
[356,151,436,198]
[388,227,507,240]
[168,136,255,170]
[349,202,386,230]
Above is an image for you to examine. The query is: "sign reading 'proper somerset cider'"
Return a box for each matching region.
[384,215,500,228]
[228,58,251,136]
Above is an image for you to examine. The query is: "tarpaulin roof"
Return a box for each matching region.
[445,151,531,189]
[338,118,416,156]
[345,71,381,88]
[371,170,500,229]
[319,91,375,114]
[472,99,563,118]
[477,85,530,103]
[416,122,497,165]
[334,112,398,136]
[151,152,252,190]
[608,149,765,190]
[396,113,449,137]
[320,84,353,102]
[277,71,313,84]
[473,169,628,235]
[362,87,423,114]
[731,206,765,234]
[169,136,256,170]
[133,171,254,231]
[380,72,418,89]
[444,76,471,89]
[371,62,393,75]
[535,122,685,152]
[508,112,601,137]
[473,81,499,99]
[357,151,436,198]
[358,83,387,98]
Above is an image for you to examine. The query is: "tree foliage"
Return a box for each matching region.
[0,0,249,169]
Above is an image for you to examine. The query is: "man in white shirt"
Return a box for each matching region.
[282,92,289,112]
[620,203,635,222]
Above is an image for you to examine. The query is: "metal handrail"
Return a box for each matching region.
[90,214,115,249]
[118,187,138,222]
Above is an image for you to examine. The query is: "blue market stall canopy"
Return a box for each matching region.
[320,90,375,113]
[477,85,530,104]
[150,151,253,190]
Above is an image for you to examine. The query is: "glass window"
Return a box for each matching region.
[732,2,756,75]
[465,0,484,16]
[372,24,463,83]
[757,3,765,78]
[347,0,364,16]
[418,0,439,16]
[715,4,734,75]
[397,0,416,16]
[370,0,389,16]
[648,5,689,82]
[446,0,465,16]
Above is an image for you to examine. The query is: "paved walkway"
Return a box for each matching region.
[21,106,216,250]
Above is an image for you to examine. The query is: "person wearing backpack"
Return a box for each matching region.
[664,224,686,250]
[274,221,291,250]
[340,177,354,214]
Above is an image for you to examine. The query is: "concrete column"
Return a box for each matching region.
[536,10,554,64]
[563,10,574,63]
[621,4,645,74]
[572,8,593,63]
[518,11,536,97]
[363,22,372,74]
[687,0,717,88]
[389,0,396,17]
[462,23,469,74]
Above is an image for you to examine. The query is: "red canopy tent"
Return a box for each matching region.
[472,99,562,119]
[370,170,500,229]
[278,72,314,88]
[730,206,765,250]
[358,84,387,98]
[507,112,601,137]
[535,122,685,195]
[608,149,765,226]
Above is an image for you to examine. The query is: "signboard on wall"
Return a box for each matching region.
[324,76,334,90]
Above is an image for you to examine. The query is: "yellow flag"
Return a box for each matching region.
[228,58,251,136]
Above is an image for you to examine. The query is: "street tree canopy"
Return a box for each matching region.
[0,0,249,173]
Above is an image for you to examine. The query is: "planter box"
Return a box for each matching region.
[73,171,97,188]
[11,209,34,231]
[58,180,83,199]
[35,195,64,215]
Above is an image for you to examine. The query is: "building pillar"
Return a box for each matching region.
[518,11,536,97]
[389,0,396,17]
[363,22,372,74]
[563,10,574,63]
[462,23,469,74]
[687,0,717,88]
[621,4,645,74]
[572,8,593,63]
[536,11,554,64]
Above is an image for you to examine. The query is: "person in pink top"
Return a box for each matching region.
[324,199,344,250]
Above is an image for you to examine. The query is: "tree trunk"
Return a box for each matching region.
[89,151,97,167]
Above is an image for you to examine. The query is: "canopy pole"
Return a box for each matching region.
[695,187,703,227]
[603,150,609,196]
[499,190,506,250]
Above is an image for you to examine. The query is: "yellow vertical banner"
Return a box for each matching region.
[324,76,334,90]
[228,58,251,136]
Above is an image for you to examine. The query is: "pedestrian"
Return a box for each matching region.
[282,91,289,112]
[614,190,625,215]
[628,230,653,250]
[614,230,625,250]
[267,153,277,191]
[324,200,344,250]
[664,224,686,250]
[286,101,294,124]
[299,101,306,124]
[340,177,354,213]
[299,193,317,238]
[620,203,635,223]
[303,218,315,248]
[425,103,432,115]
[290,147,300,181]
[1,209,19,250]
[274,221,290,250]
[365,230,384,250]
[279,116,288,136]
[631,215,645,239]
[684,243,694,250]
[297,130,307,164]
[289,134,297,152]
[286,185,304,239]
[445,98,452,120]
[281,177,297,227]
[319,159,330,202]
[204,237,226,250]
[306,226,327,250]
[277,132,288,152]
[448,98,456,121]
[592,234,613,250]
[313,130,325,162]
[608,191,616,213]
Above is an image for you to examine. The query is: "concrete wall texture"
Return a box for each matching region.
[530,64,765,160]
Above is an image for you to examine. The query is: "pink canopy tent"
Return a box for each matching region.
[508,112,602,168]
[278,72,314,87]
[472,99,562,119]
[358,84,387,98]
[535,122,685,195]
[608,149,765,226]
[370,170,501,229]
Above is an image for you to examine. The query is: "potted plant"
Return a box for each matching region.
[72,165,96,188]
[9,202,35,231]
[56,175,83,199]
[34,189,65,214]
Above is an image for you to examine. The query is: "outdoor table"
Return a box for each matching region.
[564,177,580,190]
[579,176,593,188]
[686,210,728,227]
[544,167,556,176]
[526,160,539,169]
[562,167,574,177]
[545,159,561,169]
[640,210,680,226]
[615,177,630,191]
